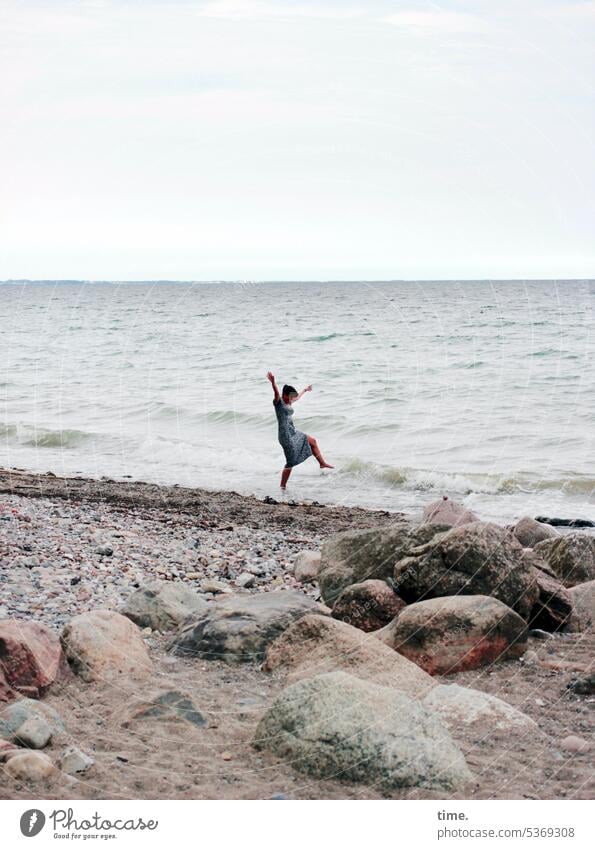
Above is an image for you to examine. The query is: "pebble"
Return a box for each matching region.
[235,572,255,589]
[560,735,591,754]
[0,493,321,628]
[60,746,95,775]
[4,750,54,781]
[522,650,540,665]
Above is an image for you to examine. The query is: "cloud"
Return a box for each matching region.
[197,0,362,21]
[383,10,485,34]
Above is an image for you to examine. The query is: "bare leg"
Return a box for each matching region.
[280,466,292,489]
[307,435,334,469]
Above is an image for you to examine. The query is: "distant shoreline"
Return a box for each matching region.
[1,278,594,286]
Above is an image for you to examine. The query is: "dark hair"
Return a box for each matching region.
[282,384,297,398]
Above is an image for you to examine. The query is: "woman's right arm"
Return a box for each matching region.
[267,371,280,402]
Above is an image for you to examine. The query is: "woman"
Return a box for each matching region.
[267,371,334,489]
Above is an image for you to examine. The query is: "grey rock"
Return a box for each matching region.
[534,534,595,588]
[292,551,321,584]
[59,746,94,775]
[12,717,53,749]
[0,698,64,740]
[121,580,208,632]
[235,572,255,589]
[566,580,595,632]
[512,516,559,548]
[393,521,539,620]
[318,521,445,605]
[253,671,471,792]
[169,590,326,664]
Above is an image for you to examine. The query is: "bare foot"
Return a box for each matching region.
[320,462,334,469]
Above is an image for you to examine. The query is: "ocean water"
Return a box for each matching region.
[0,279,593,525]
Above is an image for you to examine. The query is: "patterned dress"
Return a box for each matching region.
[273,398,313,468]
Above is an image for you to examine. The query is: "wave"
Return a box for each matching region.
[1,422,91,449]
[339,459,595,498]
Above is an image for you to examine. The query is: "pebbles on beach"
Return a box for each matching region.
[0,493,322,629]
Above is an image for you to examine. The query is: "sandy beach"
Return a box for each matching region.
[0,467,593,800]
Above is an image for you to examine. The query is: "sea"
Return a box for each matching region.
[1,279,593,526]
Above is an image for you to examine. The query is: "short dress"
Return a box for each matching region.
[273,398,313,468]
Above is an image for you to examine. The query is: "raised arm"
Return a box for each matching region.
[293,384,313,402]
[267,371,280,402]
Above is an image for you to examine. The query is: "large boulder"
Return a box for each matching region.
[121,580,208,632]
[253,671,471,792]
[61,610,152,683]
[263,614,435,698]
[292,551,321,584]
[378,595,528,675]
[0,620,62,701]
[318,521,445,605]
[332,579,406,632]
[566,580,595,632]
[534,534,595,587]
[422,497,479,528]
[393,521,538,620]
[512,516,559,548]
[169,590,325,664]
[423,684,538,742]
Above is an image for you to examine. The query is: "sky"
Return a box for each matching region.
[1,0,594,280]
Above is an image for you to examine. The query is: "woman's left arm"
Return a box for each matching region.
[294,385,313,402]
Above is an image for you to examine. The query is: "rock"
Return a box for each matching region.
[235,572,255,589]
[4,750,55,781]
[12,717,53,749]
[61,610,152,683]
[512,516,559,548]
[0,619,62,701]
[378,595,528,675]
[200,579,232,594]
[0,697,64,739]
[292,551,321,583]
[0,739,20,761]
[566,673,595,696]
[59,746,95,775]
[318,521,445,605]
[393,522,538,620]
[263,614,435,698]
[534,534,595,587]
[423,684,538,742]
[121,580,208,632]
[422,497,479,527]
[522,650,540,665]
[123,690,207,728]
[527,564,573,631]
[253,671,471,792]
[96,545,113,557]
[566,580,595,632]
[331,579,406,632]
[560,735,591,754]
[169,590,325,664]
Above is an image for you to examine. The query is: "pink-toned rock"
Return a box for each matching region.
[378,595,528,675]
[566,580,595,632]
[263,613,435,698]
[560,735,591,754]
[422,497,479,528]
[61,610,152,683]
[332,580,406,632]
[512,516,559,548]
[0,619,62,702]
[527,564,573,632]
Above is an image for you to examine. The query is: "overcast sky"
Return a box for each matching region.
[1,0,594,280]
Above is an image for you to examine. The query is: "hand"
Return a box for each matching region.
[304,384,313,392]
[267,372,275,383]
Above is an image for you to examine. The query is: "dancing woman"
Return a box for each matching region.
[267,372,334,489]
